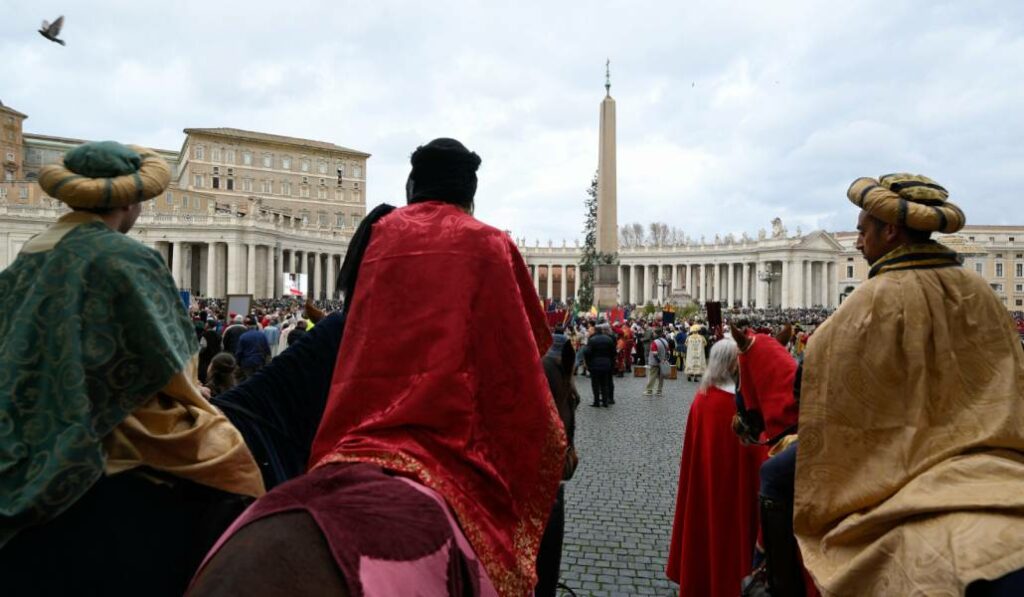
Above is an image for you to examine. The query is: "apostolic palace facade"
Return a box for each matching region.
[2,100,1022,310]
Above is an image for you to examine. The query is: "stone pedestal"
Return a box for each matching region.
[594,263,619,310]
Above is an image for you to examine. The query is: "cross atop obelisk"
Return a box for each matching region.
[594,59,620,308]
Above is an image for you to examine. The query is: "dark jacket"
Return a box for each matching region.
[584,333,616,372]
[235,328,270,369]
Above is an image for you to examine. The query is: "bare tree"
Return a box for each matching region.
[648,222,671,247]
[619,222,646,248]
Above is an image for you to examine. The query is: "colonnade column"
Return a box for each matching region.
[546,264,554,300]
[225,243,240,294]
[755,260,767,308]
[246,243,257,297]
[626,264,634,303]
[803,261,811,309]
[532,265,540,295]
[697,264,705,304]
[313,252,322,300]
[206,242,218,298]
[327,254,337,300]
[265,247,275,299]
[561,265,568,302]
[828,262,837,307]
[742,263,751,307]
[171,241,184,289]
[781,260,791,308]
[790,259,802,308]
[727,263,735,307]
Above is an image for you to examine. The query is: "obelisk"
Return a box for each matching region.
[594,60,620,309]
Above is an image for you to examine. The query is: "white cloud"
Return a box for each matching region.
[2,0,1023,241]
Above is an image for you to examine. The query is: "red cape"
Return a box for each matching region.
[739,335,799,440]
[667,386,767,595]
[309,202,566,596]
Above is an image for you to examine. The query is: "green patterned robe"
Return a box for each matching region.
[0,219,196,546]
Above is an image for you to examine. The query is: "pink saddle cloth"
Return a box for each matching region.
[193,462,497,597]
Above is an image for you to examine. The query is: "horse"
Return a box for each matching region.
[189,341,579,597]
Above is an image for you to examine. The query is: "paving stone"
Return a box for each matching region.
[556,372,697,594]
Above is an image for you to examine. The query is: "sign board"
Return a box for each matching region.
[226,294,253,318]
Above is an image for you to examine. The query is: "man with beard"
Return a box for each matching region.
[794,174,1024,595]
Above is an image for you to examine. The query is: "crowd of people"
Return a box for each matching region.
[2,138,1024,597]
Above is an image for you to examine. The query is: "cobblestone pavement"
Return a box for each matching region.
[559,370,696,596]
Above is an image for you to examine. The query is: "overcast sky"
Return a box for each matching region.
[3,1,1022,242]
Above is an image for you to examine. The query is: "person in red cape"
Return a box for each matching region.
[730,323,816,597]
[666,339,767,596]
[307,138,566,596]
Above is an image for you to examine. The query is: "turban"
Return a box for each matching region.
[847,173,965,233]
[407,138,481,207]
[39,141,171,209]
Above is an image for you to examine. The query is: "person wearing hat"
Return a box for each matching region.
[192,138,565,596]
[684,324,708,382]
[790,174,1024,595]
[0,141,263,595]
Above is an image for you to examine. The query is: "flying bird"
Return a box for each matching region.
[39,16,66,46]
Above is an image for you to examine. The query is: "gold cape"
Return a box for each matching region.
[795,246,1024,596]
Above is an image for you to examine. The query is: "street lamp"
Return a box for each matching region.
[758,263,781,308]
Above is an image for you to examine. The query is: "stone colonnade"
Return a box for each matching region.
[617,258,838,308]
[529,263,580,302]
[153,240,344,300]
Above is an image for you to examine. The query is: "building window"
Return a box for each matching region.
[335,189,344,201]
[996,263,1004,277]
[263,153,273,168]
[318,161,327,174]
[212,148,221,162]
[194,174,204,188]
[242,178,252,192]
[5,151,15,162]
[212,176,220,189]
[969,236,975,241]
[1016,284,1023,293]
[319,178,326,186]
[1017,263,1023,278]
[19,186,29,199]
[302,213,309,225]
[301,159,310,172]
[242,152,252,166]
[193,145,204,160]
[319,213,328,225]
[976,263,984,275]
[213,166,220,175]
[283,181,291,195]
[317,187,327,200]
[226,150,235,164]
[353,191,361,203]
[846,265,854,279]
[261,180,271,194]
[281,156,290,170]
[182,195,190,209]
[1010,237,1016,243]
[0,186,6,199]
[353,165,362,178]
[226,178,234,191]
[301,186,310,198]
[996,253,1004,258]
[1017,299,1023,307]
[166,192,173,205]
[301,176,308,185]
[336,213,344,227]
[991,283,1004,293]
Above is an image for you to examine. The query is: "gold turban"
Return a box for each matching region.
[39,142,171,209]
[847,173,965,233]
